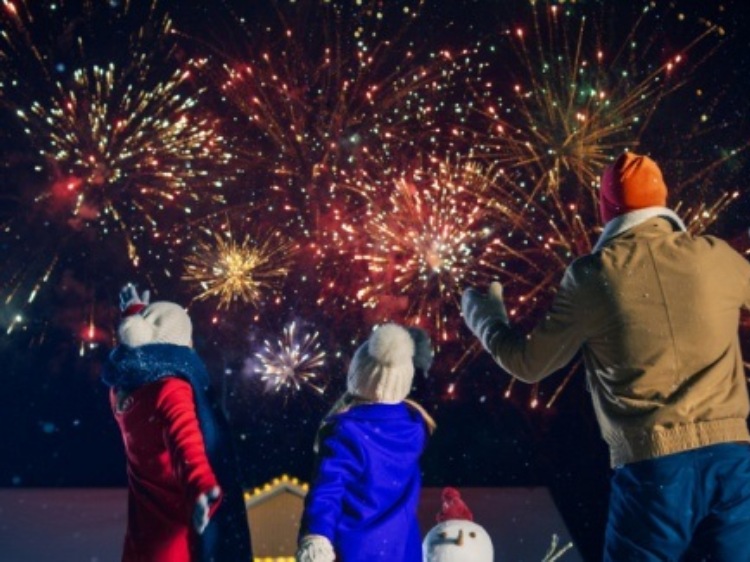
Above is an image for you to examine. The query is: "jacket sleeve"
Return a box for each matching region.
[300,419,363,543]
[741,252,750,311]
[485,266,586,383]
[156,378,221,508]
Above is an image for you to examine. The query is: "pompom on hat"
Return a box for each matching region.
[347,323,433,404]
[600,152,668,224]
[117,301,193,348]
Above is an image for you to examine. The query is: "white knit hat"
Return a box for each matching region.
[347,323,432,404]
[117,301,193,348]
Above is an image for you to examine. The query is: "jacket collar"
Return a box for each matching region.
[336,402,411,421]
[592,206,686,253]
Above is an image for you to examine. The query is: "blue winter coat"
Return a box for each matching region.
[300,402,429,561]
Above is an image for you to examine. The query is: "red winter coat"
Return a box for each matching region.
[111,377,221,561]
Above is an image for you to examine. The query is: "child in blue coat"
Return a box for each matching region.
[297,323,435,562]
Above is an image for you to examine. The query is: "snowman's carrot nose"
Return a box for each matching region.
[456,529,464,546]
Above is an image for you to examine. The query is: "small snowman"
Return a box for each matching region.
[423,487,494,562]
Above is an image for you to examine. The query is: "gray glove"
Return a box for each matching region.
[296,534,335,562]
[119,283,150,313]
[461,281,509,351]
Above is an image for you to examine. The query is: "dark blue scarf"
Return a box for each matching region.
[102,343,252,561]
[102,343,210,391]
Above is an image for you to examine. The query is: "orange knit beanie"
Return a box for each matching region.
[600,152,668,223]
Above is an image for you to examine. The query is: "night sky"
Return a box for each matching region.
[1,1,749,560]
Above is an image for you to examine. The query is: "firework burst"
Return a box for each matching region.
[447,1,748,406]
[457,0,743,307]
[187,0,478,236]
[344,155,533,347]
[250,321,326,396]
[470,1,722,195]
[182,226,295,310]
[0,0,241,313]
[15,60,234,261]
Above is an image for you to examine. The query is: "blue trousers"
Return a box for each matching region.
[604,443,750,562]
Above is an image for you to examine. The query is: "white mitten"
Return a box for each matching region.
[296,534,336,562]
[119,283,150,313]
[193,486,221,535]
[461,281,509,350]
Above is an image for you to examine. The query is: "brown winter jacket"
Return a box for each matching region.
[483,212,750,467]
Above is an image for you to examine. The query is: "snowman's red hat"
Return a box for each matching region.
[436,487,474,522]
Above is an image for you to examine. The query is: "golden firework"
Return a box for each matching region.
[472,1,720,197]
[183,229,294,310]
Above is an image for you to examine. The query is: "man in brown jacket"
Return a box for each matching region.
[462,152,750,561]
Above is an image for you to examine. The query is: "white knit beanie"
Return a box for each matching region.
[347,323,432,404]
[117,301,193,348]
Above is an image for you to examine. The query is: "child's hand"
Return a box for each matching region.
[119,283,150,314]
[193,485,221,535]
[296,534,335,562]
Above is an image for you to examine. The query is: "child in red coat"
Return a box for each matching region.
[102,284,251,561]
